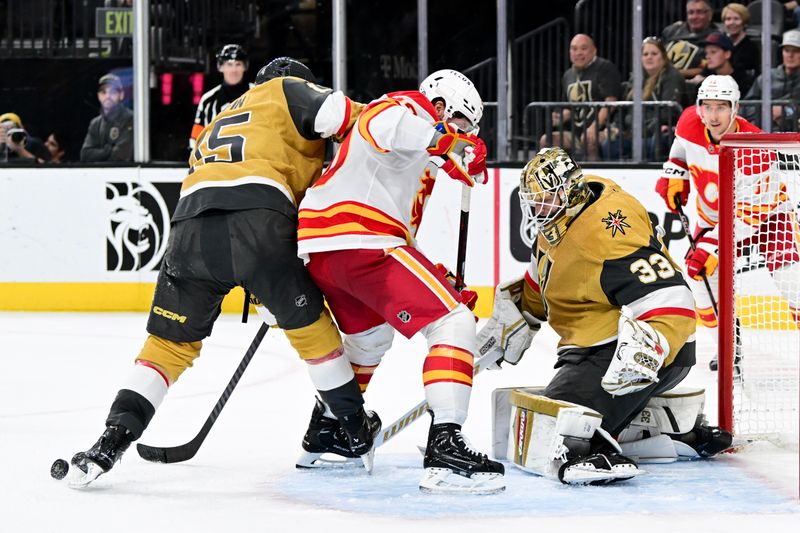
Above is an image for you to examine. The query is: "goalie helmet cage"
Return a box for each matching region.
[718,133,800,460]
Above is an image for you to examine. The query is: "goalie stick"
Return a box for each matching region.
[136,322,270,463]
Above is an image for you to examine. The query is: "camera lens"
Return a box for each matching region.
[10,131,26,143]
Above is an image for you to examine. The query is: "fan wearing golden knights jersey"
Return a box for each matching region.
[295,69,504,494]
[479,148,733,485]
[657,74,800,370]
[63,58,372,488]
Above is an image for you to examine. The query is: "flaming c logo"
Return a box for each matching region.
[410,166,437,234]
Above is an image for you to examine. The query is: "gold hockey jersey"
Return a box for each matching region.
[174,77,362,221]
[522,176,696,366]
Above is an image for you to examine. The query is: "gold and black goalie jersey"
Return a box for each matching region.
[174,76,361,222]
[522,176,696,367]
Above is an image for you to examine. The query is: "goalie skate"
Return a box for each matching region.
[66,425,132,488]
[419,422,505,495]
[558,452,641,485]
[295,399,381,470]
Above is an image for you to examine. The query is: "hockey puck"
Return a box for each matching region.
[51,458,69,480]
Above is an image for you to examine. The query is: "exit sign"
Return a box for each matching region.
[96,8,133,37]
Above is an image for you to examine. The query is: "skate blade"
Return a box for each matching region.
[360,448,375,474]
[66,462,105,489]
[561,463,642,485]
[419,467,505,495]
[295,450,363,470]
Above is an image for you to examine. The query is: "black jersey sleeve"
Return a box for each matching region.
[282,78,334,141]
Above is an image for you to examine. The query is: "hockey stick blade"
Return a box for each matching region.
[136,322,270,464]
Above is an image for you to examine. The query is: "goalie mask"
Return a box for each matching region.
[519,147,592,245]
[419,69,483,132]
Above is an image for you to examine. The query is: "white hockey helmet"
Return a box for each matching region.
[419,69,483,128]
[696,75,740,114]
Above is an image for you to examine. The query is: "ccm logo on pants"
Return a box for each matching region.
[153,306,187,323]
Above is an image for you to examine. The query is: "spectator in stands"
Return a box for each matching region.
[722,3,760,77]
[189,44,253,150]
[0,112,50,163]
[80,73,133,162]
[690,32,754,96]
[543,33,622,161]
[743,29,800,131]
[662,0,719,79]
[45,132,67,163]
[604,36,687,160]
[786,2,800,29]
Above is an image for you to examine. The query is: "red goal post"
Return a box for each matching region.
[718,132,800,445]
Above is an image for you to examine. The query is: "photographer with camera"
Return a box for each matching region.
[0,112,50,163]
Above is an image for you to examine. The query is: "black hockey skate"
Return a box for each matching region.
[558,452,640,485]
[295,398,381,471]
[420,422,505,494]
[67,425,133,488]
[672,424,734,458]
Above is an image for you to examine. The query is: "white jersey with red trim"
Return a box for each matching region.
[297,91,441,260]
[666,106,762,231]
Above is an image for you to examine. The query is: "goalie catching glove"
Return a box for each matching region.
[428,122,488,187]
[601,306,669,396]
[477,276,542,365]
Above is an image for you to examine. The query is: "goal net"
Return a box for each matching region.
[718,133,800,448]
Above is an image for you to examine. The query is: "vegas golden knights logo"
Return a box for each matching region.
[667,40,699,70]
[566,80,593,128]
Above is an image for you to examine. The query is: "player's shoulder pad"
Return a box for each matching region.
[579,176,653,255]
[279,78,334,139]
[384,90,439,122]
[674,105,706,145]
[735,116,762,134]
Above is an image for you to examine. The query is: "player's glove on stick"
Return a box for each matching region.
[428,122,478,187]
[602,306,669,396]
[477,276,543,366]
[655,160,690,212]
[463,136,489,185]
[684,235,718,280]
[433,263,478,310]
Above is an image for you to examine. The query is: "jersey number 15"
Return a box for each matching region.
[189,112,252,174]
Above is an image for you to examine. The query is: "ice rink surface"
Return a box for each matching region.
[1,311,798,532]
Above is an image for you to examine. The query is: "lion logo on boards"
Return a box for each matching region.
[153,306,187,323]
[602,209,631,237]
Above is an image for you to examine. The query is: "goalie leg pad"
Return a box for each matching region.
[506,390,640,484]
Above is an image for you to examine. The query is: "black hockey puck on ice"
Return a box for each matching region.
[51,458,69,480]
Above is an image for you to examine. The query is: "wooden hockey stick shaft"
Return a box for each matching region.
[136,322,270,463]
[674,197,718,316]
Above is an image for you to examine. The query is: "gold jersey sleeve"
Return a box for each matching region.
[175,77,359,221]
[522,176,695,365]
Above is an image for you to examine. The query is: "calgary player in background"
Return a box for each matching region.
[479,148,732,485]
[63,58,373,487]
[295,70,504,494]
[657,74,800,370]
[189,44,254,150]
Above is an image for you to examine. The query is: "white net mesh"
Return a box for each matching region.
[730,146,800,447]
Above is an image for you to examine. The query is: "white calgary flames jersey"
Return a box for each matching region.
[297,91,441,260]
[666,106,762,231]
